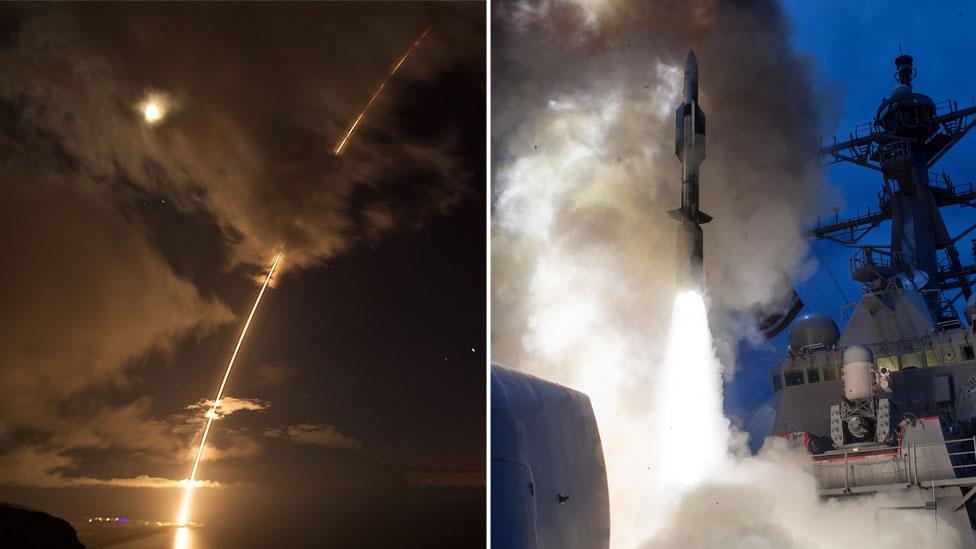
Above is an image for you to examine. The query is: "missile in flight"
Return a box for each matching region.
[668,50,712,290]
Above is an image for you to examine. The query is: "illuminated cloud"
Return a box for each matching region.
[186,396,271,419]
[0,446,220,489]
[0,4,480,272]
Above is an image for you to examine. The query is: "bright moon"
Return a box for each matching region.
[143,102,162,123]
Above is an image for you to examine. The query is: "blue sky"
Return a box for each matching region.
[725,0,976,417]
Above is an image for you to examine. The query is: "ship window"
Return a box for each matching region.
[877,356,899,373]
[824,365,838,382]
[772,373,783,392]
[901,352,922,370]
[925,349,941,367]
[785,370,804,387]
[963,344,975,362]
[807,368,821,383]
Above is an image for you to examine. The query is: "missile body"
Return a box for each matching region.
[668,50,711,289]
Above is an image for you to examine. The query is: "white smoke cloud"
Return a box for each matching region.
[644,442,963,548]
[490,1,946,547]
[491,49,703,548]
[638,294,962,548]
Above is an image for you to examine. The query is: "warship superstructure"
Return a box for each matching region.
[746,53,976,542]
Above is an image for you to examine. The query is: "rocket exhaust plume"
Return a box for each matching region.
[333,26,432,156]
[177,253,282,526]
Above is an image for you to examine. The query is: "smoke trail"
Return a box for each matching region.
[177,253,281,526]
[333,26,432,155]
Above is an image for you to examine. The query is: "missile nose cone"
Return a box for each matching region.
[684,49,699,102]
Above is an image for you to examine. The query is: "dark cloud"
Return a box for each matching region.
[263,423,362,451]
[403,466,485,488]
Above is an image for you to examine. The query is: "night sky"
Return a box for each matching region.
[0,2,485,547]
[726,0,976,417]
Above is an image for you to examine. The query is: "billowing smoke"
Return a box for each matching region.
[492,0,830,360]
[642,293,961,547]
[489,0,945,546]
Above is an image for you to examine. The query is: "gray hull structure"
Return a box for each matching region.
[491,364,610,549]
[744,53,976,545]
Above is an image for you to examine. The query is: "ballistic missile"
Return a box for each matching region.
[668,50,712,289]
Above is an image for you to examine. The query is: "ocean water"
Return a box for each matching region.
[73,487,484,548]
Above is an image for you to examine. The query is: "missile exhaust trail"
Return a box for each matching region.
[177,253,282,526]
[333,26,432,156]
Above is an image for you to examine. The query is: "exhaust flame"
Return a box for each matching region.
[177,253,282,526]
[653,291,729,491]
[640,291,965,547]
[333,26,432,156]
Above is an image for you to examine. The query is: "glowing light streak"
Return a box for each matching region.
[333,26,432,155]
[177,253,282,526]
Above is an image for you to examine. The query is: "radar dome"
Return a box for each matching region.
[788,313,840,353]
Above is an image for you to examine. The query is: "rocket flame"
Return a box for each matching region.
[177,253,282,526]
[333,26,432,156]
